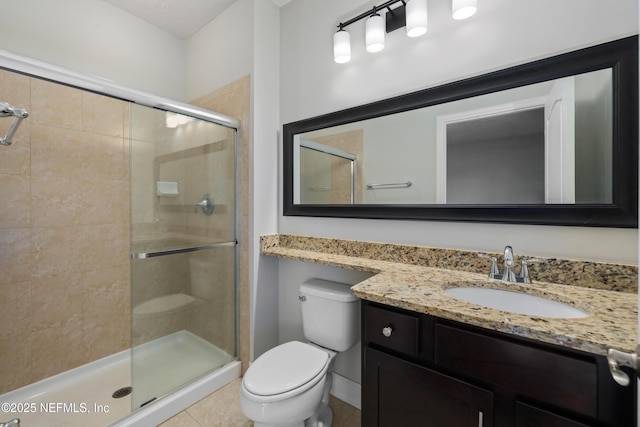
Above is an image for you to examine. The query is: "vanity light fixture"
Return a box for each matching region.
[333,27,351,63]
[406,0,428,37]
[452,0,478,20]
[366,11,386,52]
[333,0,477,63]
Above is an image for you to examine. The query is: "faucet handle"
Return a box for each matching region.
[478,253,499,279]
[518,258,549,283]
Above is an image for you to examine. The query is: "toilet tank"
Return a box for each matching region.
[299,278,359,352]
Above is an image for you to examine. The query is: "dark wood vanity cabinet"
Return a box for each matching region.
[361,301,635,427]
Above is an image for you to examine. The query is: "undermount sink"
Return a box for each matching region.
[445,287,589,318]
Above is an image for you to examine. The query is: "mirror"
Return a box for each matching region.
[283,36,638,227]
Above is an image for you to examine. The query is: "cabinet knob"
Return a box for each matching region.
[382,326,393,337]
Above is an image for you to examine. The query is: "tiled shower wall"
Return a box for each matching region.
[0,69,131,393]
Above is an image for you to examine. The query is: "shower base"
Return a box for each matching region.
[0,330,239,427]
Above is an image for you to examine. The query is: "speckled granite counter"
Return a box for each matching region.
[261,234,638,356]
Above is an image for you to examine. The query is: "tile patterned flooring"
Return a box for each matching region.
[158,378,361,427]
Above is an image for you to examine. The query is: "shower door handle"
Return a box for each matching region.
[131,241,236,260]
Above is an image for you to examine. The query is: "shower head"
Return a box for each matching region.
[0,101,29,146]
[0,101,28,118]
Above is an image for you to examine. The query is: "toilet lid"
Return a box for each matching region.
[243,341,329,396]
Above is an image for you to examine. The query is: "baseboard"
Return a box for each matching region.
[330,373,361,410]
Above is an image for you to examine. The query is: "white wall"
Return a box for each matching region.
[0,0,186,100]
[250,0,282,360]
[279,0,639,264]
[185,0,254,100]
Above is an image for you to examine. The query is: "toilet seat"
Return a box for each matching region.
[242,341,329,401]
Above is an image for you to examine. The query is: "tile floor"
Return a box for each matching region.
[158,378,361,427]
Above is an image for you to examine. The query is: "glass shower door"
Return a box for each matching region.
[129,104,237,409]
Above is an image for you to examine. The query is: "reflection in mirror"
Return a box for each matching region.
[445,108,545,204]
[295,138,359,204]
[293,69,612,206]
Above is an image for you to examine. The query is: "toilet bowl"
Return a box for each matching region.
[240,279,359,427]
[240,341,335,427]
[132,293,196,342]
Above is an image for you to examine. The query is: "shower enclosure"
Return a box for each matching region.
[0,51,239,426]
[129,104,237,409]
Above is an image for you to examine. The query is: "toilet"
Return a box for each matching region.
[240,278,359,427]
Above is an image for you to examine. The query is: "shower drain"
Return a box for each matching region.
[112,386,132,399]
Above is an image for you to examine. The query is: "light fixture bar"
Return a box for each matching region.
[337,0,406,31]
[334,0,477,64]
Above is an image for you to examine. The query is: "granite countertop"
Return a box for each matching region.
[261,235,638,356]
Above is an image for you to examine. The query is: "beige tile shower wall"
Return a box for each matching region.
[0,70,131,394]
[190,75,250,373]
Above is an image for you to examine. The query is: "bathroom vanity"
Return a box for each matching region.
[260,234,638,427]
[362,300,633,426]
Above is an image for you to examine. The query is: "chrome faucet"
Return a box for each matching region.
[502,246,517,282]
[0,419,20,427]
[478,246,548,283]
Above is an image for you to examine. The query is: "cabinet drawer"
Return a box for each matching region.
[364,304,418,357]
[435,324,597,418]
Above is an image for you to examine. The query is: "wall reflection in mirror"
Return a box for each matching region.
[294,68,612,206]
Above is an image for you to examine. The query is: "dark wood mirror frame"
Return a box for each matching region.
[283,36,638,227]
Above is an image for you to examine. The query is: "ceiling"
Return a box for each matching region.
[102,0,292,39]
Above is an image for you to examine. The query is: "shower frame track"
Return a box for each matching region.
[0,49,239,130]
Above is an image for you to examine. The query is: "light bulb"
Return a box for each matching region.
[333,29,351,64]
[452,0,477,20]
[406,0,428,38]
[366,13,385,53]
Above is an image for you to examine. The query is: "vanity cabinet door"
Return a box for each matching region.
[515,402,591,427]
[363,347,493,427]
